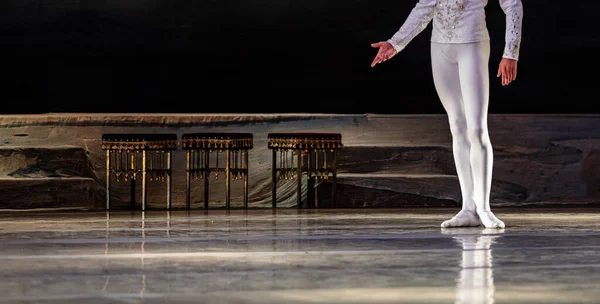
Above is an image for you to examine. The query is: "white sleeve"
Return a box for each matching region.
[386,0,437,53]
[499,0,523,60]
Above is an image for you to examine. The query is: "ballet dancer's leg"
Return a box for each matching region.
[431,42,481,228]
[455,40,504,228]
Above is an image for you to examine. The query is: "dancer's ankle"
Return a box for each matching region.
[476,209,492,216]
[460,208,477,214]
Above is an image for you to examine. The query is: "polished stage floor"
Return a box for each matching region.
[0,207,599,303]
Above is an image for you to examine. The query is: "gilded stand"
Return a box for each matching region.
[101,133,178,210]
[181,133,253,209]
[267,133,343,208]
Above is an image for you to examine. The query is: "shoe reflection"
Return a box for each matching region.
[442,228,504,304]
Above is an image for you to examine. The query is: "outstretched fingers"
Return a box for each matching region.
[371,42,384,48]
[370,44,394,67]
[371,50,385,67]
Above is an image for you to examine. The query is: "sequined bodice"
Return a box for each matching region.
[387,0,523,60]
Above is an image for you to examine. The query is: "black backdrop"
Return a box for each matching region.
[0,0,597,114]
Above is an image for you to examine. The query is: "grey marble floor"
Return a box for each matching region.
[0,207,599,304]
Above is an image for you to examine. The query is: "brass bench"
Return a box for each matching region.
[181,133,253,209]
[101,133,178,210]
[267,133,343,208]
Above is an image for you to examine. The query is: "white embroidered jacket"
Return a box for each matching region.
[387,0,523,60]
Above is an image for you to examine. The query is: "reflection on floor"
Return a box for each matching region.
[0,207,599,303]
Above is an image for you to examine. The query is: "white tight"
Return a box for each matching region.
[431,40,493,214]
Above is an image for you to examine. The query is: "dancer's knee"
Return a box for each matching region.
[467,127,490,145]
[448,118,468,137]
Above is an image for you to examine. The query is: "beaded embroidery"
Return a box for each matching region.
[387,0,523,60]
[435,0,468,40]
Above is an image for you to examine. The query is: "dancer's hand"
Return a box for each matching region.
[370,41,397,67]
[497,58,517,86]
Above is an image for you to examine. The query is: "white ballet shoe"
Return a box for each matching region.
[477,210,505,229]
[441,209,482,228]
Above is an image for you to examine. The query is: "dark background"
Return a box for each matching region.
[0,0,597,114]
